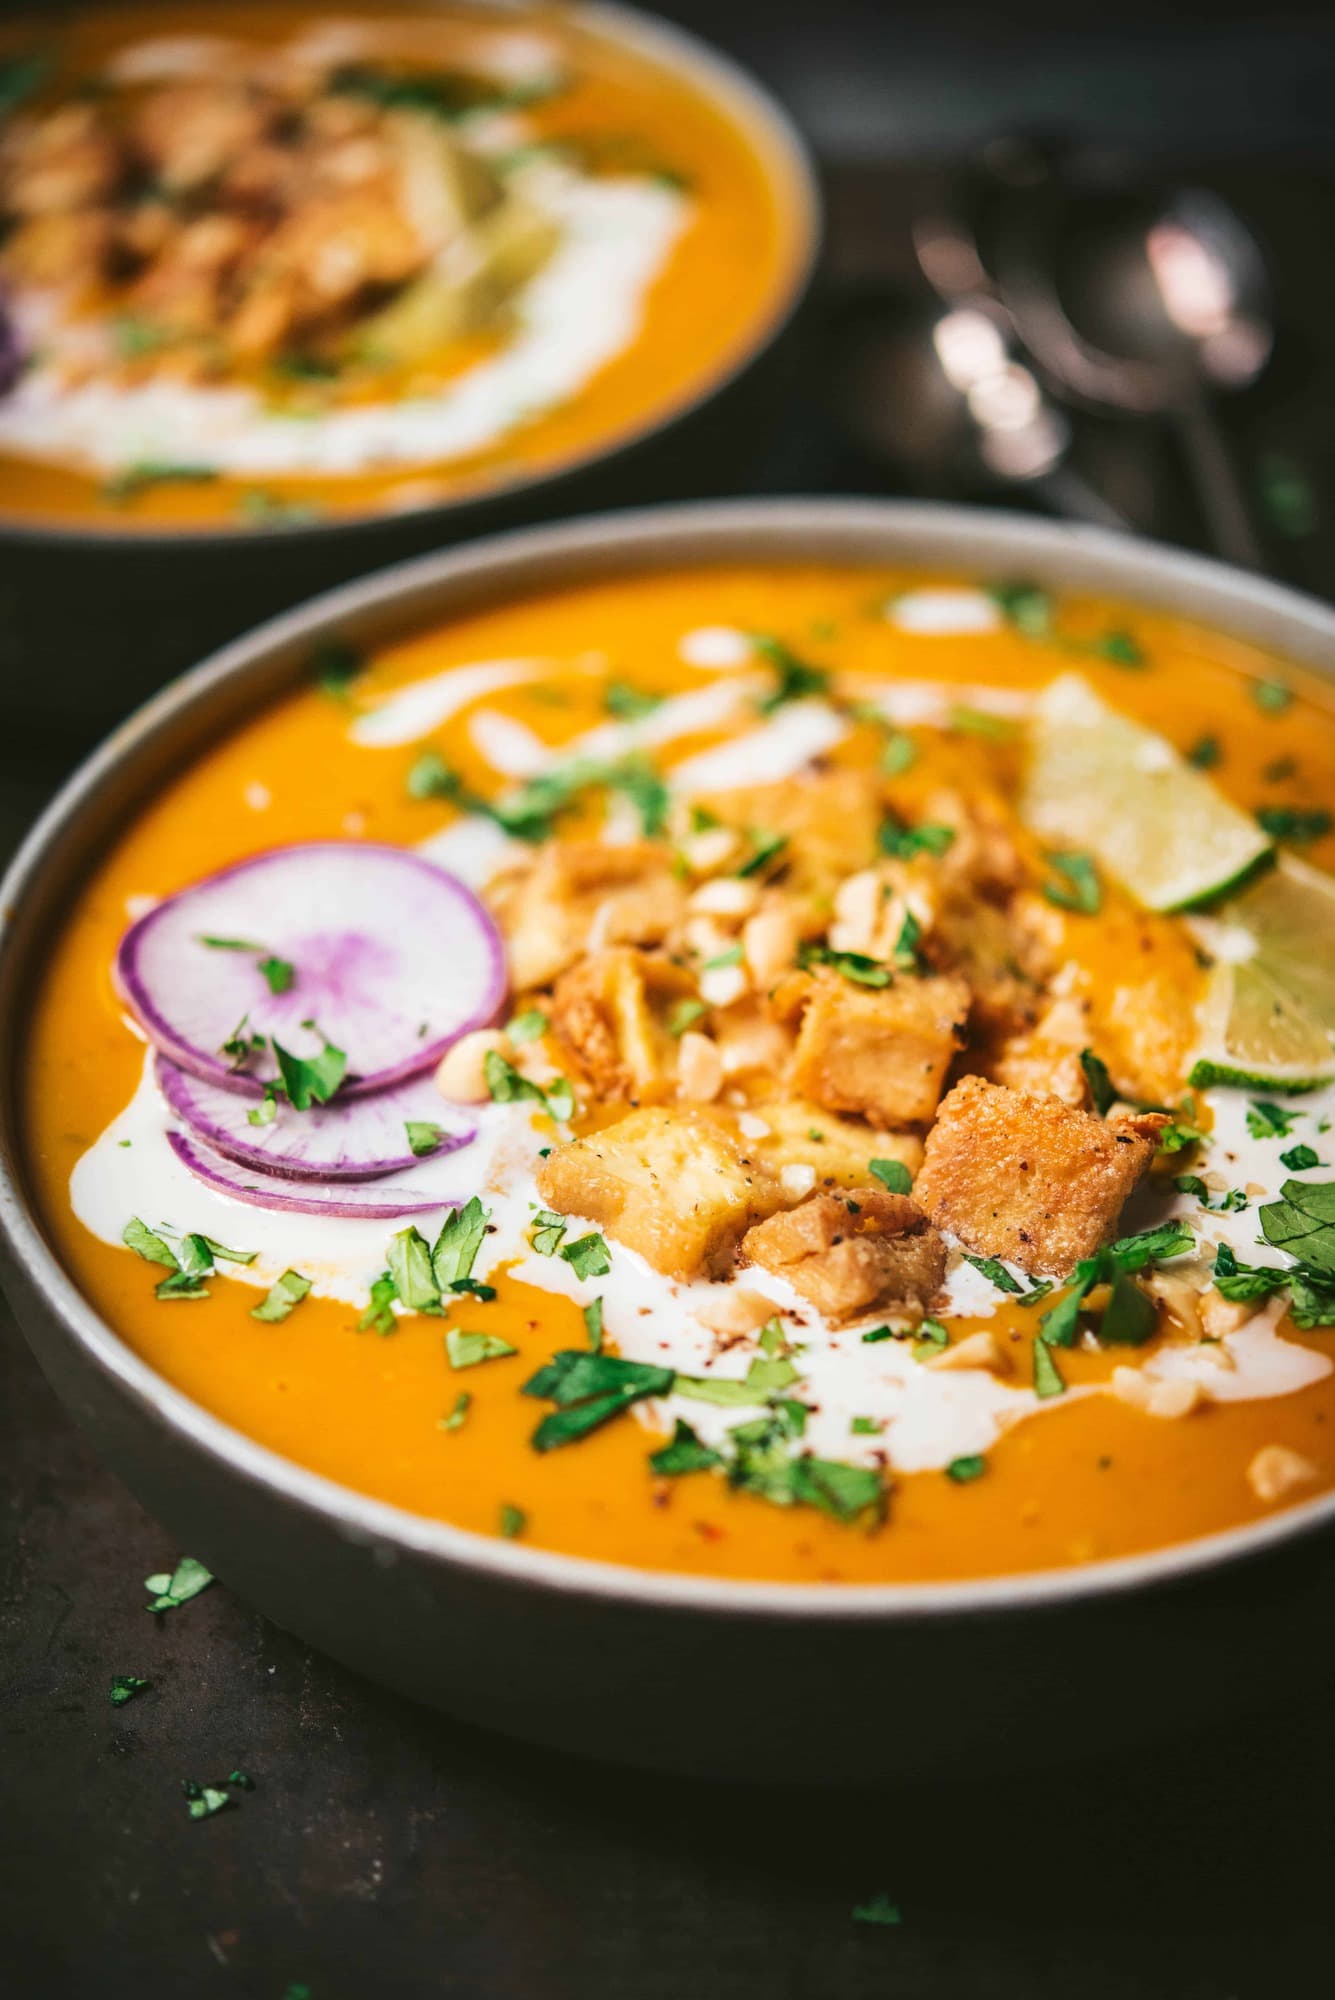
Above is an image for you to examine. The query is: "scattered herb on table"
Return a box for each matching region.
[108,1674,150,1707]
[852,1893,903,1927]
[145,1557,214,1615]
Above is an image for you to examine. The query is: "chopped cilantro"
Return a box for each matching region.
[877,815,956,861]
[860,1324,896,1344]
[702,944,744,971]
[562,1232,611,1280]
[1247,1100,1298,1140]
[1257,805,1331,845]
[104,462,218,502]
[852,1893,903,1927]
[736,829,790,878]
[946,1454,987,1483]
[439,1392,471,1433]
[891,908,925,973]
[1080,1048,1117,1115]
[583,1297,604,1350]
[880,730,917,776]
[310,636,362,700]
[1252,679,1294,713]
[182,1781,232,1821]
[850,1416,883,1436]
[499,1503,527,1539]
[870,1158,912,1194]
[506,1008,549,1045]
[258,955,296,995]
[650,1418,723,1476]
[1281,1144,1322,1171]
[358,1271,398,1335]
[272,1032,346,1110]
[530,1210,567,1256]
[123,1217,180,1271]
[602,679,662,720]
[667,998,707,1038]
[145,1557,213,1615]
[483,1051,574,1122]
[1174,1175,1246,1213]
[948,704,1016,740]
[1032,1339,1066,1398]
[1043,849,1102,914]
[989,580,1054,636]
[963,1252,1023,1294]
[911,1317,949,1363]
[1089,628,1146,667]
[432,1196,490,1290]
[1098,1270,1157,1345]
[798,943,891,988]
[523,1349,674,1450]
[1212,1242,1286,1304]
[387,1227,441,1313]
[109,1674,150,1706]
[405,1120,447,1157]
[752,634,830,712]
[1186,734,1222,770]
[250,1269,312,1323]
[446,1328,517,1370]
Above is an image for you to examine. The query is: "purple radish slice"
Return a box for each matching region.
[156,1054,475,1182]
[116,842,506,1098]
[167,1129,457,1219]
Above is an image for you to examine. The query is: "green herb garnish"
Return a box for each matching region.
[1032,1339,1066,1398]
[1043,849,1102,914]
[1080,1048,1117,1115]
[358,1271,398,1335]
[109,1674,151,1707]
[1186,735,1222,770]
[446,1328,518,1370]
[272,1032,346,1110]
[483,1051,573,1122]
[877,815,956,862]
[752,634,830,712]
[667,998,707,1038]
[249,1269,312,1323]
[649,1419,723,1476]
[561,1232,611,1280]
[962,1252,1023,1295]
[1281,1144,1322,1171]
[869,1158,912,1195]
[1252,679,1294,714]
[405,1120,447,1157]
[499,1503,527,1539]
[583,1298,604,1350]
[946,1454,987,1483]
[736,829,790,879]
[602,679,663,720]
[852,1894,903,1927]
[523,1349,674,1451]
[530,1210,568,1256]
[507,1008,549,1045]
[145,1557,213,1615]
[798,943,891,988]
[1247,1100,1298,1140]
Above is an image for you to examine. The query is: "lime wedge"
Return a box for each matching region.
[1023,673,1272,912]
[1188,856,1335,1091]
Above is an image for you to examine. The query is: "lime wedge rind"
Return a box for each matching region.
[1188,854,1335,1092]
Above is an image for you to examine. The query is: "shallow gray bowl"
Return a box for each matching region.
[4,499,1335,1784]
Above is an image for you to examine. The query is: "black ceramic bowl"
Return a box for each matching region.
[0,2,819,748]
[5,500,1335,1784]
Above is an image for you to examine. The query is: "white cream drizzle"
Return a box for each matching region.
[350,660,546,749]
[887,588,1004,636]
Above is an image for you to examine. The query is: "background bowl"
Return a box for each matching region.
[0,1,819,751]
[4,498,1335,1784]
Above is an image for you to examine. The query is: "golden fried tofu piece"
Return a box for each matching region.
[927,887,1052,1038]
[990,995,1093,1108]
[914,1075,1165,1276]
[536,1108,784,1280]
[550,948,695,1103]
[742,1187,946,1324]
[746,1099,923,1191]
[692,770,882,897]
[790,970,969,1127]
[497,841,687,991]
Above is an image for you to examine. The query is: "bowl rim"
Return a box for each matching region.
[0,0,822,550]
[6,493,1335,1624]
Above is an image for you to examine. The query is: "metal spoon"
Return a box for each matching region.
[998,183,1274,568]
[829,290,1131,531]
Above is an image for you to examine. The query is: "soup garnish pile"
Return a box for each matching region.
[0,4,798,527]
[24,566,1335,1582]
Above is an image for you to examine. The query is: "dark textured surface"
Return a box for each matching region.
[6,7,1335,1992]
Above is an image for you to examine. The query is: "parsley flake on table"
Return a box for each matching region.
[182,1781,232,1821]
[108,1674,150,1707]
[145,1557,213,1615]
[852,1893,903,1927]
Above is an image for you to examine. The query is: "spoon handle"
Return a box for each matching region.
[1173,396,1267,572]
[1029,465,1133,533]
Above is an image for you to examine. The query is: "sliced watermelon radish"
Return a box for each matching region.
[167,1130,455,1219]
[116,843,506,1097]
[156,1054,475,1182]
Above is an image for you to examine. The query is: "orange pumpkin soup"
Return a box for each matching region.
[21,564,1335,1583]
[0,3,806,530]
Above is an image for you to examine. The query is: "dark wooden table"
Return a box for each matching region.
[6,7,1335,1992]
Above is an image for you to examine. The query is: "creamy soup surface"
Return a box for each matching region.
[0,3,800,529]
[22,563,1335,1584]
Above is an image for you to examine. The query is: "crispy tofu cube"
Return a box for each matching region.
[497,841,686,991]
[742,1186,946,1324]
[990,995,1093,1108]
[536,1108,784,1280]
[790,970,969,1127]
[914,1074,1164,1276]
[746,1098,923,1192]
[550,947,695,1103]
[692,770,882,897]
